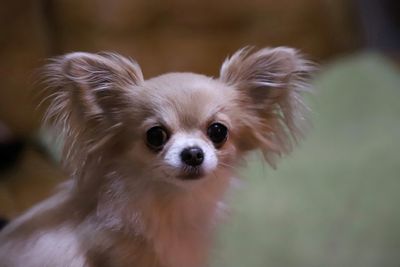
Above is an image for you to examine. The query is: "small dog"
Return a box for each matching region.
[0,47,314,267]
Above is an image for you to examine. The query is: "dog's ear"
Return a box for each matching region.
[44,52,143,124]
[220,47,315,167]
[42,52,143,172]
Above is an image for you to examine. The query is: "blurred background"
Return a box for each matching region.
[0,0,399,266]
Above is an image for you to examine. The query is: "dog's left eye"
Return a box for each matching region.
[146,126,168,151]
[207,122,228,148]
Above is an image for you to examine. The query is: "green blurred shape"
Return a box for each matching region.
[212,52,400,267]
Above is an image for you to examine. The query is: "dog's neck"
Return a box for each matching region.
[81,167,233,267]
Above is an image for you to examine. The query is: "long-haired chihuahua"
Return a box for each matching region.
[0,47,314,267]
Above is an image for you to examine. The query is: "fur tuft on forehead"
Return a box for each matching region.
[140,73,237,130]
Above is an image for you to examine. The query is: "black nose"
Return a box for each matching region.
[180,146,204,166]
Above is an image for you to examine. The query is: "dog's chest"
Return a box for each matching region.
[94,229,209,267]
[152,225,210,267]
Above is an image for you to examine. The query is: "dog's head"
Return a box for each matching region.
[43,47,314,188]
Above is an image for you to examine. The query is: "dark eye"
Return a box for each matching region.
[207,123,228,147]
[146,126,168,151]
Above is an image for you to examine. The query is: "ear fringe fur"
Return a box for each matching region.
[39,52,143,177]
[220,47,317,167]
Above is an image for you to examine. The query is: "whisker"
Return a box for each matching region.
[218,162,236,170]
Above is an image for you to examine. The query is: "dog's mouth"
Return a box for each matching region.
[177,166,205,180]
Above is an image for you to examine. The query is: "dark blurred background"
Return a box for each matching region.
[0,1,399,266]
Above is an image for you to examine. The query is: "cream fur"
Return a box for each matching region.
[0,47,314,267]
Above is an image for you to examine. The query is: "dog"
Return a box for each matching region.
[0,47,314,267]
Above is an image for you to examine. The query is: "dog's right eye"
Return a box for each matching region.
[146,126,168,151]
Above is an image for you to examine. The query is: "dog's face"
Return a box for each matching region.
[44,47,313,188]
[126,73,239,185]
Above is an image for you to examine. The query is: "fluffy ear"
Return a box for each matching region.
[41,52,143,172]
[220,47,315,167]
